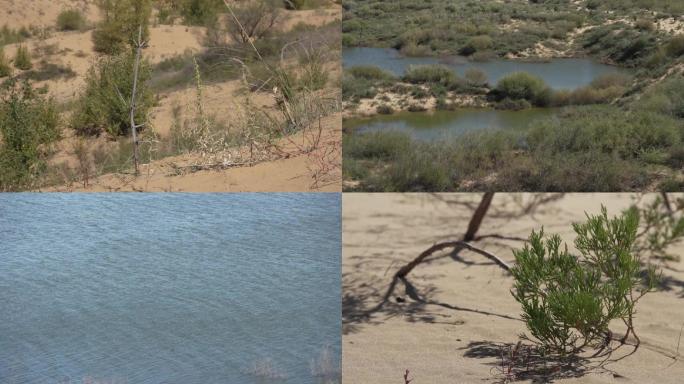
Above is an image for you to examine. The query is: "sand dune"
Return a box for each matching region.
[343,193,684,383]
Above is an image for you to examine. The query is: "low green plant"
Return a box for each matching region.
[71,51,153,137]
[511,207,657,355]
[0,80,61,191]
[56,9,86,31]
[14,45,32,70]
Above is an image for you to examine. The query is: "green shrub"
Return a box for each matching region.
[495,72,551,107]
[14,45,32,70]
[403,65,461,89]
[93,0,152,55]
[71,52,153,137]
[0,80,61,191]
[347,65,394,81]
[512,207,656,355]
[464,68,488,87]
[460,35,493,55]
[56,9,86,31]
[179,0,223,26]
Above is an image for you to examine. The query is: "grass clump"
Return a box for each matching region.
[71,52,153,137]
[14,45,32,70]
[0,47,11,77]
[512,207,657,355]
[56,9,86,31]
[0,80,60,191]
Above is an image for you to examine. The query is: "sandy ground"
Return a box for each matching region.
[342,193,684,383]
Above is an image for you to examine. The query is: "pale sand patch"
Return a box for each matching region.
[343,193,684,384]
[0,0,99,29]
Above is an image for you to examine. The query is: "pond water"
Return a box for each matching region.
[0,193,341,384]
[343,47,624,90]
[346,108,558,141]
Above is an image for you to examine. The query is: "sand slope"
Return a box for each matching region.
[343,193,684,383]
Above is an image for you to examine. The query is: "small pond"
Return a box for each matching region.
[343,47,624,90]
[346,108,559,141]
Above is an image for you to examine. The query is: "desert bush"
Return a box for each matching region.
[71,52,153,137]
[512,207,656,355]
[179,0,223,26]
[347,65,394,81]
[56,9,86,31]
[0,80,60,191]
[14,45,32,70]
[92,0,152,55]
[226,0,279,45]
[376,104,393,114]
[494,72,551,107]
[0,48,11,77]
[403,64,461,89]
[464,68,488,87]
[460,35,493,55]
[665,34,684,58]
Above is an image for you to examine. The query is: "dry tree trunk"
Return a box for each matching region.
[129,25,145,175]
[464,192,494,241]
[396,192,506,279]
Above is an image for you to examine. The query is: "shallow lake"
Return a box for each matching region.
[0,193,341,384]
[343,47,624,90]
[346,108,558,141]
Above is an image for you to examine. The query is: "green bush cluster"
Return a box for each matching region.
[0,80,61,191]
[494,72,551,107]
[343,65,396,101]
[56,9,86,31]
[512,207,656,355]
[71,52,153,137]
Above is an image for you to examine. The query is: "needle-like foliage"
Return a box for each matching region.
[511,206,658,356]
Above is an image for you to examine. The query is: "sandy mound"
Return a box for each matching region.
[343,193,684,384]
[0,0,99,29]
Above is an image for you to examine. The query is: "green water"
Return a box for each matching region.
[346,108,559,141]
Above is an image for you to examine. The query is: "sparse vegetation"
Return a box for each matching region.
[13,45,32,70]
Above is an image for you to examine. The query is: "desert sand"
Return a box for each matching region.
[343,193,684,383]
